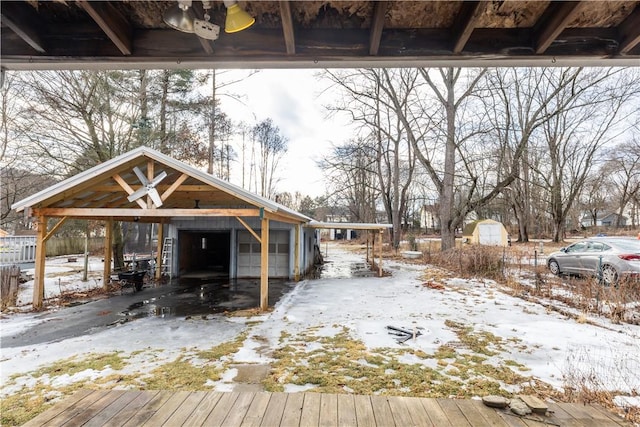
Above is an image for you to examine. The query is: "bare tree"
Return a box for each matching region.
[602,138,640,228]
[483,68,590,242]
[251,119,288,199]
[534,68,640,242]
[14,70,140,178]
[378,67,509,251]
[319,138,380,223]
[579,172,610,230]
[323,69,417,248]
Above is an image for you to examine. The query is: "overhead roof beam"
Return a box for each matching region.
[0,2,46,53]
[35,207,261,218]
[534,1,588,54]
[369,0,388,55]
[279,1,296,55]
[618,5,640,54]
[77,0,132,55]
[451,1,486,54]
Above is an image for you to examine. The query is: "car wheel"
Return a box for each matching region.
[548,259,561,275]
[601,265,618,286]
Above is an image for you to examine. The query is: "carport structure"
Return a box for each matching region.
[11,146,311,311]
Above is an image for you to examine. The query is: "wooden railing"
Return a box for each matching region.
[0,236,37,266]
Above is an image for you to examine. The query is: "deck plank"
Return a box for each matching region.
[222,391,256,427]
[279,392,304,427]
[561,402,623,426]
[457,399,510,427]
[62,390,127,427]
[121,390,174,427]
[545,402,589,427]
[20,390,633,427]
[103,390,159,426]
[403,396,434,426]
[437,398,472,426]
[319,393,338,427]
[492,409,531,427]
[182,391,224,426]
[240,392,272,427]
[584,403,630,425]
[141,390,191,426]
[22,389,96,427]
[299,392,321,427]
[82,390,144,427]
[387,395,415,427]
[162,391,207,426]
[420,398,453,426]
[370,395,395,427]
[336,394,357,427]
[260,392,288,426]
[353,394,375,426]
[40,390,111,427]
[203,391,240,426]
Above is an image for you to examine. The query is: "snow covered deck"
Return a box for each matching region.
[23,389,631,427]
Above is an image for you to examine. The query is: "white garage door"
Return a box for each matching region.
[237,230,290,278]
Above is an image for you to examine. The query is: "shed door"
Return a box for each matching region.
[237,230,290,278]
[478,223,502,246]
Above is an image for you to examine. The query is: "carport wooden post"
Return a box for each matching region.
[32,215,47,310]
[294,224,300,281]
[103,219,113,289]
[378,229,383,277]
[260,217,269,311]
[366,231,370,263]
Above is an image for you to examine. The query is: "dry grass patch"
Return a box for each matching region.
[1,331,250,426]
[1,352,128,426]
[264,325,533,399]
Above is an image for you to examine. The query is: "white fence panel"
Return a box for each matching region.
[0,236,37,266]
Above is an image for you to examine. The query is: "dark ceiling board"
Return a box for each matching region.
[2,27,634,63]
[369,1,388,56]
[77,0,132,56]
[0,1,46,53]
[618,5,640,54]
[279,1,296,55]
[451,1,485,54]
[534,1,588,54]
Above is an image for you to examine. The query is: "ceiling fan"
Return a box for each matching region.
[127,167,168,208]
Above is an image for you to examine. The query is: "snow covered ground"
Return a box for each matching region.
[1,242,639,422]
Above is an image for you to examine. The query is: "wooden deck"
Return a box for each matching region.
[22,390,632,427]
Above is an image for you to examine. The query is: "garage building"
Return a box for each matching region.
[12,146,320,310]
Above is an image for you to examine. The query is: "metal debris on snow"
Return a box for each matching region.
[386,325,422,343]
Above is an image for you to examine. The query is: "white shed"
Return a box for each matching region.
[462,219,509,247]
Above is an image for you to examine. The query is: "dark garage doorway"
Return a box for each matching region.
[179,231,231,278]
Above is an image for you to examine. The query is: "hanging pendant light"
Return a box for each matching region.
[163,0,197,33]
[224,0,255,33]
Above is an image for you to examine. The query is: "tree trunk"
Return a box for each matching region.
[440,71,457,251]
[208,70,216,175]
[159,71,169,152]
[112,221,125,270]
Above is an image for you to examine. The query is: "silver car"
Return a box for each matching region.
[547,237,640,285]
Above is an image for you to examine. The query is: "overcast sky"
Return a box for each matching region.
[217,69,356,198]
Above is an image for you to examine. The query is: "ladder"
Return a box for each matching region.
[161,237,174,279]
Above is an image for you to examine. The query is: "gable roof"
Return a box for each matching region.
[462,219,504,236]
[12,146,311,224]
